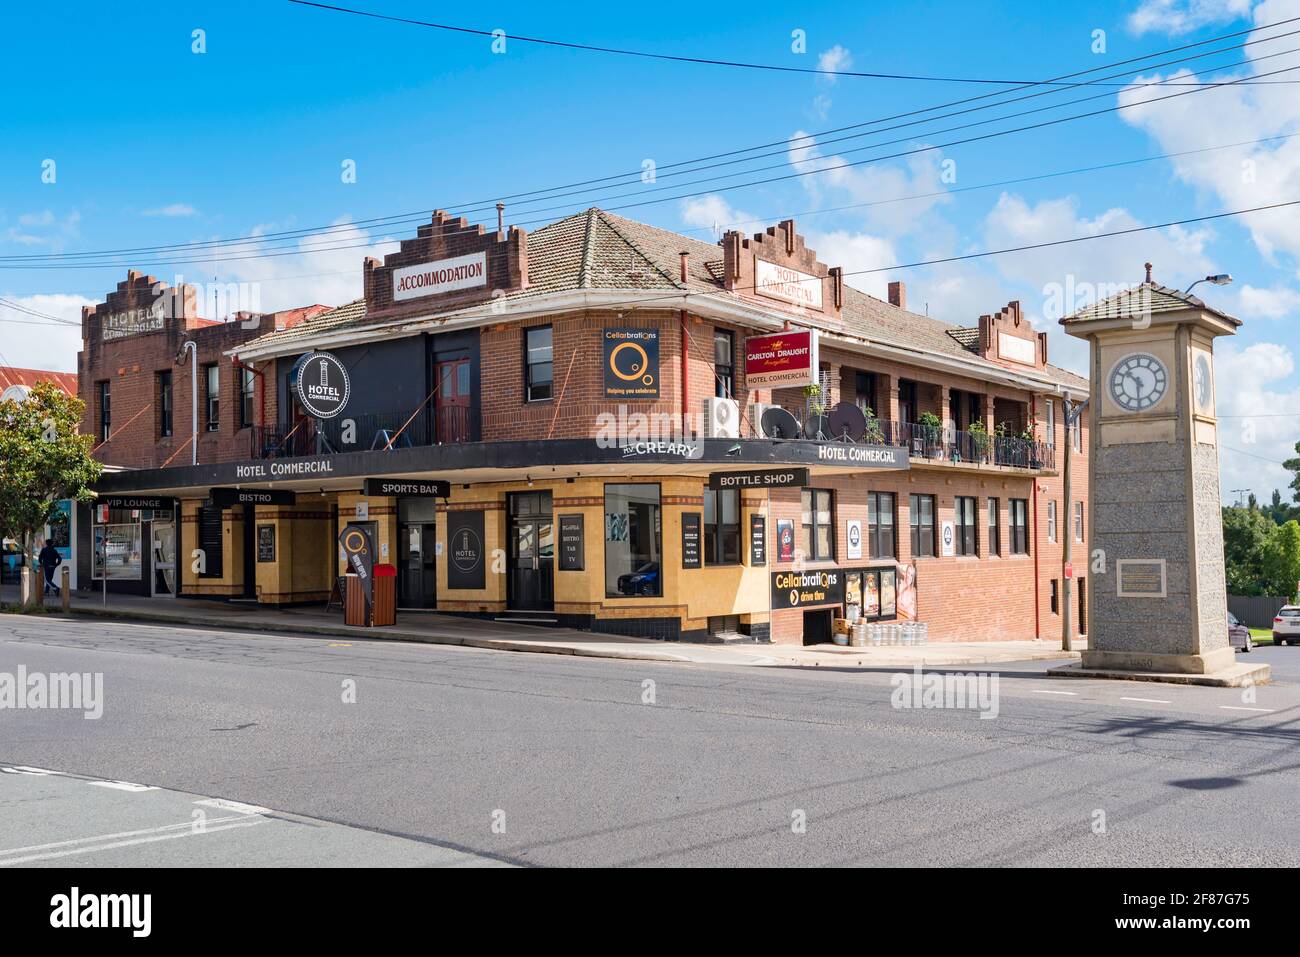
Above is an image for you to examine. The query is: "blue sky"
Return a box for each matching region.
[3,0,1299,502]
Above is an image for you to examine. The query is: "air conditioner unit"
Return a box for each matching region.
[748,402,774,437]
[703,397,740,438]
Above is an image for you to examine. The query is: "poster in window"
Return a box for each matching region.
[880,568,897,617]
[845,572,862,620]
[257,525,276,563]
[776,519,795,562]
[896,563,918,620]
[864,572,880,617]
[681,513,702,569]
[558,514,584,571]
[749,513,766,566]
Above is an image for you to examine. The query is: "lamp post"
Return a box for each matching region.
[1184,274,1233,296]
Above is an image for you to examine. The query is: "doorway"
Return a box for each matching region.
[507,491,554,611]
[151,520,177,598]
[398,498,437,609]
[802,608,834,646]
[1077,577,1087,635]
[435,356,471,444]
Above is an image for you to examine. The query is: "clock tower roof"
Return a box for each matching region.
[1059,264,1240,335]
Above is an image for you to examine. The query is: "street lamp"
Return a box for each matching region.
[1184,274,1233,296]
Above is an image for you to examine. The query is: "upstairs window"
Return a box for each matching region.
[525,326,553,402]
[713,329,735,398]
[204,364,220,432]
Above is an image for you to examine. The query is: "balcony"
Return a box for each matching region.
[250,405,474,459]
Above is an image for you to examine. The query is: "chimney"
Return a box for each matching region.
[888,281,906,310]
[1144,261,1154,285]
[496,202,505,234]
[679,251,689,283]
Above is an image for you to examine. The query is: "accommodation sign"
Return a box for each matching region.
[709,468,809,490]
[604,328,659,398]
[771,569,844,609]
[744,329,818,388]
[392,252,487,302]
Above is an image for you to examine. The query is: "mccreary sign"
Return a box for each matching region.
[744,329,818,388]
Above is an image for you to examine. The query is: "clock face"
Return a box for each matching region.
[1109,353,1168,413]
[1194,354,1212,410]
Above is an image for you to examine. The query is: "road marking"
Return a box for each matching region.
[0,766,63,776]
[328,642,352,648]
[1220,706,1275,713]
[1121,696,1171,704]
[87,780,158,792]
[194,798,270,815]
[0,812,259,858]
[0,819,266,866]
[1032,690,1078,695]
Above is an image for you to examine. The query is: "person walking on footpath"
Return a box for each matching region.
[38,539,63,597]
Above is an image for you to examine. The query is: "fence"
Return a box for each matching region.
[1227,594,1294,629]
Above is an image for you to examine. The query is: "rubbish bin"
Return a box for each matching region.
[372,563,396,627]
[343,573,367,627]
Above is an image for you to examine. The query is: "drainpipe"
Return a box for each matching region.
[1030,393,1041,640]
[680,251,690,435]
[179,340,198,466]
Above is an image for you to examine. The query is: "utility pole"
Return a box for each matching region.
[1229,488,1249,508]
[1061,395,1089,653]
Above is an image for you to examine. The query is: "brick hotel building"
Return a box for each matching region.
[79,208,1089,644]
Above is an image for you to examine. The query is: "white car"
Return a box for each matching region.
[1272,606,1300,646]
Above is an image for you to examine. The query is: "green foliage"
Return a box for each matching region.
[1222,506,1274,595]
[1284,441,1300,505]
[0,382,102,595]
[1261,519,1300,600]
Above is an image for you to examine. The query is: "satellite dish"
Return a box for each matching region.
[804,414,830,440]
[827,402,866,442]
[760,406,801,439]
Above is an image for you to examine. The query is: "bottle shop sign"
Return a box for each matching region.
[294,352,351,419]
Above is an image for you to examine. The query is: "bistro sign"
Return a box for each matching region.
[392,252,487,302]
[210,487,297,507]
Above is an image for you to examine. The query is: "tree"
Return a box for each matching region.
[1222,506,1274,595]
[1261,520,1300,600]
[1285,441,1300,504]
[0,381,102,607]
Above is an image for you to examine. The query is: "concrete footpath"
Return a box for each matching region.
[0,584,1082,670]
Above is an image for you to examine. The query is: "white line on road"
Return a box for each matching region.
[0,766,64,776]
[87,780,158,792]
[0,819,267,866]
[0,813,260,859]
[194,798,271,815]
[1121,697,1171,704]
[1032,690,1078,695]
[1220,706,1275,713]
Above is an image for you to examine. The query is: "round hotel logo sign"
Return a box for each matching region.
[451,528,483,574]
[295,352,351,419]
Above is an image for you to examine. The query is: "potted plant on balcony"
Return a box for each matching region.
[918,411,943,458]
[861,405,886,445]
[804,383,827,438]
[968,419,991,463]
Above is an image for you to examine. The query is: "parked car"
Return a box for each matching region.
[1272,606,1300,646]
[1228,612,1253,653]
[616,563,660,597]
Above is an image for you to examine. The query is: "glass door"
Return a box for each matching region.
[507,492,554,611]
[399,522,438,608]
[151,521,176,597]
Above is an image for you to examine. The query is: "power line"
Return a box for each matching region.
[287,1,1299,87]
[6,17,1298,267]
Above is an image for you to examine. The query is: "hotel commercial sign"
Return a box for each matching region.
[754,258,823,310]
[392,251,487,302]
[101,300,165,341]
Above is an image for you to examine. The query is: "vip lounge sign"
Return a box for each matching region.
[392,252,487,302]
[294,352,351,419]
[744,329,819,388]
[603,328,659,399]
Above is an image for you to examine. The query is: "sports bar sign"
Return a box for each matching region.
[392,252,487,302]
[744,329,819,388]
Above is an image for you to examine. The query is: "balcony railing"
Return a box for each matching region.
[250,405,474,459]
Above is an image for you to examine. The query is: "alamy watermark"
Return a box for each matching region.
[890,665,999,719]
[0,667,104,719]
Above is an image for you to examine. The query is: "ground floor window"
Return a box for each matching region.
[92,522,142,580]
[987,497,1000,556]
[955,496,977,556]
[704,487,740,565]
[845,567,897,621]
[910,493,935,557]
[605,483,661,597]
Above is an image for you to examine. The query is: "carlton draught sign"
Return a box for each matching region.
[744,329,818,388]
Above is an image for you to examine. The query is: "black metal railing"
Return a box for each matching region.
[250,405,475,459]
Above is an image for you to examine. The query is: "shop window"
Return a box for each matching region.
[704,487,740,566]
[605,483,660,598]
[92,521,142,580]
[198,506,224,578]
[1074,501,1084,542]
[204,364,220,431]
[238,367,256,429]
[987,497,1001,556]
[867,491,895,559]
[525,326,553,402]
[713,329,734,398]
[1047,500,1057,543]
[801,489,833,561]
[1009,498,1029,555]
[97,380,111,441]
[909,493,936,558]
[845,567,897,622]
[955,496,977,556]
[157,371,173,438]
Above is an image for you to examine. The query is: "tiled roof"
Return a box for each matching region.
[1062,282,1240,326]
[239,207,1089,391]
[0,366,77,396]
[946,327,981,352]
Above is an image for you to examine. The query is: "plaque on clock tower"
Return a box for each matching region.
[1053,264,1268,685]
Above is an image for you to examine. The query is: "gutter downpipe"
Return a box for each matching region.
[1031,393,1041,640]
[680,252,690,436]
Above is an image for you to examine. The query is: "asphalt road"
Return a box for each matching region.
[1,615,1297,867]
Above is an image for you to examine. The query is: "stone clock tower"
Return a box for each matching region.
[1056,265,1267,684]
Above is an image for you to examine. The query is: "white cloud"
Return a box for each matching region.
[678,194,758,239]
[1235,282,1300,318]
[1214,339,1300,502]
[1128,0,1253,36]
[2,210,81,252]
[142,203,198,218]
[805,230,899,300]
[0,293,92,373]
[817,45,852,84]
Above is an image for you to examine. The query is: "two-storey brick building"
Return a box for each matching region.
[84,208,1089,644]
